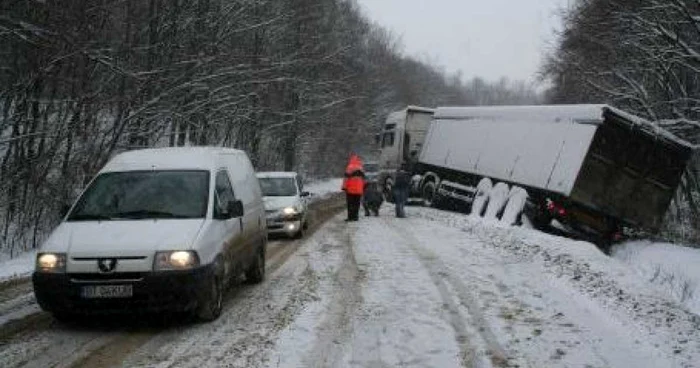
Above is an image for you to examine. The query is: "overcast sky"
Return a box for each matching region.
[355,0,570,85]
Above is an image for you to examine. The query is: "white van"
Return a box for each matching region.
[257,172,309,238]
[32,147,267,322]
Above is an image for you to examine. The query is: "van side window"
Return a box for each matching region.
[214,170,235,217]
[382,132,395,147]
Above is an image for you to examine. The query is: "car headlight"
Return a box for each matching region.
[36,253,67,273]
[154,251,200,271]
[282,207,297,215]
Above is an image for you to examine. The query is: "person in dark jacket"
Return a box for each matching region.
[342,154,365,221]
[392,164,411,218]
[363,181,383,216]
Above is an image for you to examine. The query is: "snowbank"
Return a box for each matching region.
[304,178,343,201]
[413,208,700,366]
[612,240,700,315]
[0,250,35,283]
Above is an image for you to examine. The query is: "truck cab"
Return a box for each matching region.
[377,106,434,199]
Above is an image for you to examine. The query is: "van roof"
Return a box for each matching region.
[101,147,246,173]
[256,171,298,179]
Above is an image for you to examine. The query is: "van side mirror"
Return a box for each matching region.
[300,191,311,198]
[60,204,71,218]
[228,200,244,218]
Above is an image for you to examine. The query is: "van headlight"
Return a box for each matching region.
[36,253,67,273]
[154,251,200,271]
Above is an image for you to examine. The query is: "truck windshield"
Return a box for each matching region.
[67,170,210,221]
[259,177,297,197]
[365,163,379,172]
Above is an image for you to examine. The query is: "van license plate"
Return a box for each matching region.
[81,285,133,299]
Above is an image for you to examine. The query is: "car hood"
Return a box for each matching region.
[40,219,206,257]
[263,196,300,211]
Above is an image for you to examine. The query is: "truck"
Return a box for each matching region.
[377,104,694,245]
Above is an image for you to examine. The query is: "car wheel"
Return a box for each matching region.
[196,269,224,322]
[294,226,305,239]
[245,248,265,284]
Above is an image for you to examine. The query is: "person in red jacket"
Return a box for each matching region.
[342,154,365,221]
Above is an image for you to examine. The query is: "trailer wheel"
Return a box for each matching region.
[501,186,528,226]
[421,180,438,207]
[471,178,492,217]
[485,182,510,220]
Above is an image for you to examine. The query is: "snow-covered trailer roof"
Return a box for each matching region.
[421,105,692,198]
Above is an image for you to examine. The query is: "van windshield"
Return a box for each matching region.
[258,177,297,197]
[67,170,210,221]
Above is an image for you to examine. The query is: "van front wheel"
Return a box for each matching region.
[197,269,224,322]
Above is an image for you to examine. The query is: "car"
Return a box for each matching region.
[257,172,310,239]
[32,147,267,322]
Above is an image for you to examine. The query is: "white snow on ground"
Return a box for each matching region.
[304,178,343,200]
[268,207,700,367]
[0,250,35,282]
[8,204,700,367]
[613,240,700,315]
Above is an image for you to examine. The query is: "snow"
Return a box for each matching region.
[484,182,509,220]
[256,171,297,178]
[0,250,35,283]
[604,106,695,149]
[267,208,700,367]
[612,240,700,315]
[501,186,528,225]
[435,104,608,124]
[101,147,248,172]
[470,177,491,217]
[304,178,343,200]
[4,203,700,367]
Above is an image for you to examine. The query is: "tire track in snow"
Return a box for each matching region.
[302,221,363,368]
[383,218,514,368]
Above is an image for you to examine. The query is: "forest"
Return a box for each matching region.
[0,0,539,255]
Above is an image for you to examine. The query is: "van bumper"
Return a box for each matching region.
[32,266,214,315]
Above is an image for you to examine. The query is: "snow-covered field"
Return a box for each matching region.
[0,250,35,283]
[305,178,343,200]
[612,240,700,315]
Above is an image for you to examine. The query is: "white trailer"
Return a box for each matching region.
[378,104,693,246]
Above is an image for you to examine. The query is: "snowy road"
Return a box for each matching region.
[1,204,699,367]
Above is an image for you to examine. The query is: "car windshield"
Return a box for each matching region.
[67,170,210,221]
[259,177,297,197]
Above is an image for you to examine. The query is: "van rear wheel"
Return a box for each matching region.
[245,248,265,284]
